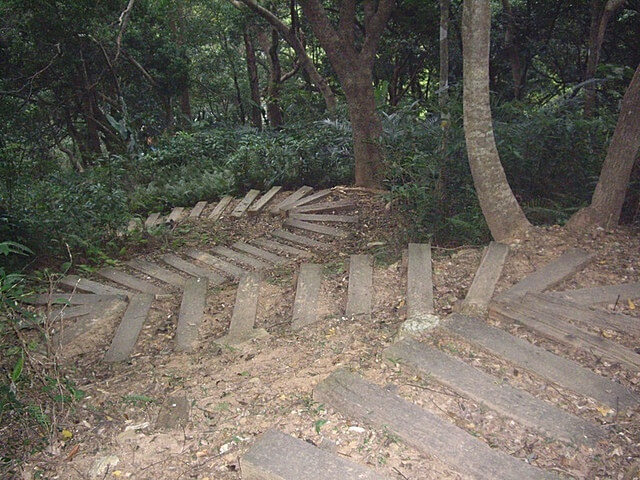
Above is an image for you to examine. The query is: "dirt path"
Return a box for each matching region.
[17,190,640,480]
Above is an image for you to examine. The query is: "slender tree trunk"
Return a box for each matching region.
[500,0,524,100]
[243,29,262,129]
[257,28,284,129]
[462,0,530,241]
[236,0,337,115]
[436,0,451,212]
[584,0,625,117]
[172,2,192,125]
[567,62,640,230]
[221,33,246,124]
[162,95,174,134]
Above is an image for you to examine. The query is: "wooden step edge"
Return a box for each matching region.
[241,429,387,480]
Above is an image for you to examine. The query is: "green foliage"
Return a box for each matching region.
[384,99,490,246]
[384,95,617,245]
[0,242,84,476]
[226,120,353,190]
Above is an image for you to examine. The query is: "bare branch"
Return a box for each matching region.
[115,0,136,62]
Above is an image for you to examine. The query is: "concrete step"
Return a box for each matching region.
[208,195,233,221]
[104,293,155,362]
[441,314,639,411]
[385,338,604,445]
[189,201,208,219]
[175,277,209,352]
[406,243,434,320]
[314,369,558,480]
[161,254,225,286]
[547,282,640,306]
[232,242,288,265]
[284,219,347,238]
[59,275,132,299]
[184,248,249,281]
[241,429,387,480]
[126,258,187,288]
[289,199,355,214]
[288,213,358,223]
[248,186,282,215]
[212,245,270,270]
[270,186,313,215]
[251,237,313,258]
[271,229,330,250]
[215,272,267,346]
[490,296,640,371]
[458,241,509,315]
[291,264,323,330]
[231,189,261,217]
[346,255,373,320]
[495,248,594,302]
[95,267,167,296]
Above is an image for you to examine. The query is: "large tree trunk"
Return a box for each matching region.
[298,0,394,188]
[243,29,262,129]
[343,71,384,188]
[462,0,530,241]
[567,62,640,230]
[584,0,625,117]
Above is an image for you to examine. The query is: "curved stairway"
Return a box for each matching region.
[25,191,640,479]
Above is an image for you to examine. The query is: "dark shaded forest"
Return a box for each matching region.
[0,0,637,264]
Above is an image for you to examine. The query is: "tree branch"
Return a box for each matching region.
[115,0,136,62]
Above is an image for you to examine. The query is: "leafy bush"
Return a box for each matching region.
[383,100,490,245]
[383,95,616,244]
[226,120,353,190]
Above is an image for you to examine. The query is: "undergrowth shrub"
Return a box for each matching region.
[1,242,83,478]
[384,97,616,244]
[494,101,612,224]
[383,100,490,246]
[226,120,353,190]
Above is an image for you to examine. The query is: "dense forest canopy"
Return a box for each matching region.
[1,0,639,262]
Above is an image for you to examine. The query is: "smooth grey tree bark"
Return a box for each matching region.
[462,0,531,240]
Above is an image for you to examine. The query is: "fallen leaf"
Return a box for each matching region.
[629,299,636,310]
[596,405,613,416]
[112,471,122,477]
[61,429,73,440]
[66,444,80,461]
[601,329,615,339]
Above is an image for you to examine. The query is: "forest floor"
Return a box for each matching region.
[12,188,640,480]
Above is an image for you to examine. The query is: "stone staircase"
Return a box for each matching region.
[25,188,640,479]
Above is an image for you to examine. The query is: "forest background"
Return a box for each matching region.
[0,0,638,269]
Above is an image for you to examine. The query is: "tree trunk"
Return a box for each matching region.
[584,0,625,117]
[500,0,524,100]
[343,71,385,188]
[171,2,192,125]
[567,62,640,230]
[462,0,530,241]
[439,0,450,115]
[243,29,262,129]
[161,95,174,134]
[298,0,394,188]
[237,0,337,115]
[257,28,284,129]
